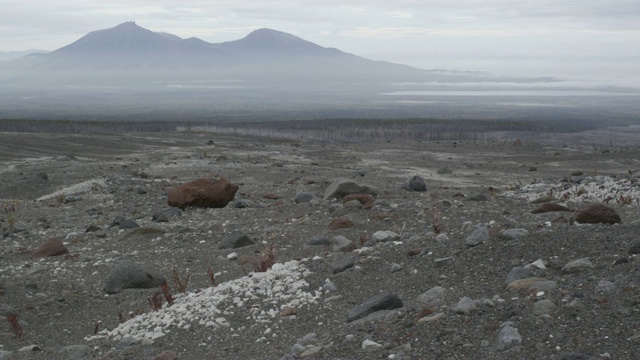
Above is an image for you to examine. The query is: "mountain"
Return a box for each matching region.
[0,49,48,61]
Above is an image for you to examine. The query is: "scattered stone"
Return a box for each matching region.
[309,234,332,246]
[36,172,48,180]
[372,230,400,243]
[437,167,452,174]
[496,321,522,351]
[573,203,621,224]
[451,296,477,314]
[31,238,69,259]
[531,202,572,213]
[529,281,558,293]
[279,307,298,317]
[343,193,375,208]
[562,258,594,274]
[390,263,403,273]
[18,345,42,352]
[501,228,529,240]
[465,226,489,246]
[465,194,488,201]
[595,280,616,293]
[104,260,166,294]
[85,224,101,233]
[220,231,255,249]
[168,176,238,209]
[331,200,362,217]
[328,217,355,230]
[234,199,252,208]
[362,339,383,350]
[559,353,592,360]
[136,187,147,195]
[416,312,445,324]
[295,192,316,204]
[323,179,378,200]
[111,216,139,229]
[532,299,557,316]
[629,240,640,254]
[347,291,403,322]
[505,267,532,285]
[433,257,455,268]
[331,255,357,274]
[0,303,18,317]
[403,175,427,192]
[332,236,354,252]
[152,208,182,222]
[417,286,446,308]
[263,193,279,200]
[529,166,537,171]
[507,277,547,291]
[435,233,449,243]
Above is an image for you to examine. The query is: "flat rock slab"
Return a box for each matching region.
[104,260,166,294]
[323,179,378,200]
[347,291,403,322]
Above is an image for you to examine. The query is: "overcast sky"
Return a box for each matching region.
[2,0,639,82]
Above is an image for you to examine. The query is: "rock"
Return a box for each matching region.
[220,231,254,249]
[234,199,252,208]
[532,299,557,316]
[529,166,537,171]
[152,208,182,222]
[104,260,166,294]
[629,240,640,254]
[465,226,489,246]
[372,230,400,243]
[57,345,91,359]
[451,296,477,314]
[343,193,375,208]
[18,345,42,352]
[417,286,446,308]
[531,202,572,213]
[167,176,238,209]
[111,216,139,229]
[279,307,298,317]
[595,280,615,293]
[332,236,354,252]
[347,292,403,322]
[390,263,403,273]
[562,258,594,273]
[295,192,316,204]
[529,281,558,293]
[437,167,452,174]
[506,277,547,291]
[328,217,355,230]
[465,194,488,201]
[433,257,454,268]
[505,267,532,285]
[309,234,332,246]
[331,255,356,274]
[403,175,427,192]
[323,179,378,200]
[0,303,18,317]
[36,172,48,180]
[85,224,101,233]
[31,238,69,259]
[331,200,362,217]
[573,203,621,224]
[435,233,449,243]
[496,321,522,351]
[362,339,383,350]
[501,228,529,240]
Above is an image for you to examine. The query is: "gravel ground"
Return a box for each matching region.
[0,130,639,360]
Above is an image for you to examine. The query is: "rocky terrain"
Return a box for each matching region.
[0,130,639,360]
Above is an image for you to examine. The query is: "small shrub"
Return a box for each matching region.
[206,267,218,287]
[161,283,174,306]
[172,268,191,293]
[7,314,24,341]
[254,242,276,272]
[147,291,164,311]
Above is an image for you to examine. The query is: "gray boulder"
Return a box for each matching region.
[104,260,165,294]
[465,226,489,246]
[347,292,403,322]
[220,231,255,249]
[295,192,316,204]
[403,175,427,192]
[323,179,378,200]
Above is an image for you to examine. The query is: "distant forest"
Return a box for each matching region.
[0,115,638,142]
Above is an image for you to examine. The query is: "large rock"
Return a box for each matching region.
[403,175,427,192]
[347,292,403,322]
[32,238,69,259]
[573,203,621,224]
[323,179,378,200]
[496,321,522,351]
[104,260,166,294]
[219,231,255,249]
[465,226,489,246]
[168,176,238,209]
[531,202,572,213]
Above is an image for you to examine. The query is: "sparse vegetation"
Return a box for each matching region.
[254,242,276,272]
[6,315,24,341]
[172,269,191,293]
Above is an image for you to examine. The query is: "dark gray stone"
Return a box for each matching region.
[465,226,489,246]
[437,167,452,175]
[629,240,640,255]
[465,194,488,201]
[403,175,427,192]
[36,172,48,180]
[234,199,252,208]
[219,231,254,249]
[347,292,403,322]
[295,192,316,204]
[496,321,521,351]
[111,216,139,229]
[152,208,182,222]
[104,260,166,294]
[505,267,532,285]
[85,224,101,233]
[309,234,333,246]
[331,255,356,274]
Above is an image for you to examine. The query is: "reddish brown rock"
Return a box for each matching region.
[278,307,298,317]
[263,193,279,200]
[531,202,572,214]
[573,203,621,224]
[343,193,375,209]
[167,176,238,209]
[328,217,355,230]
[32,238,69,259]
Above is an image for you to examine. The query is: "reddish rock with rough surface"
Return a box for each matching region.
[168,177,238,209]
[343,193,376,209]
[32,238,69,259]
[573,203,621,224]
[328,217,355,230]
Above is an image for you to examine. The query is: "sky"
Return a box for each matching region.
[2,0,639,84]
